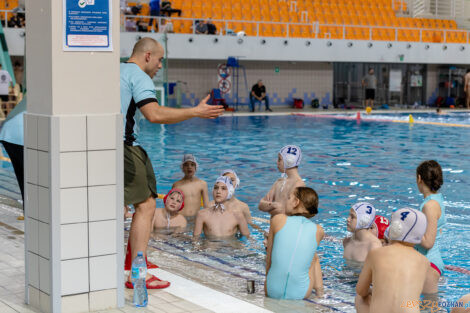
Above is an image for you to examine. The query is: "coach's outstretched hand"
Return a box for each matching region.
[194,95,225,119]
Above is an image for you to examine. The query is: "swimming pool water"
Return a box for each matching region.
[1,113,469,312]
[139,114,470,311]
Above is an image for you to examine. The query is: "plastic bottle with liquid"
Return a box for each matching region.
[132,251,148,307]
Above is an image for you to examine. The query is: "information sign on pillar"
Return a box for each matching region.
[63,0,113,51]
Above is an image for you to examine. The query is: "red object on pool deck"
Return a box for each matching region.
[125,275,170,289]
[124,239,158,271]
[356,112,361,120]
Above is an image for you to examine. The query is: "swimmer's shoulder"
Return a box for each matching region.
[271,214,288,233]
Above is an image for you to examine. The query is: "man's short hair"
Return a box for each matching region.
[131,37,161,56]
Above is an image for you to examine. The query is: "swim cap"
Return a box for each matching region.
[215,176,234,200]
[352,202,376,230]
[373,215,390,239]
[163,188,185,211]
[279,145,302,169]
[181,154,198,170]
[388,208,427,244]
[220,169,240,188]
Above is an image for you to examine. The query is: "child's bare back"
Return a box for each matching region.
[356,208,429,313]
[356,243,429,313]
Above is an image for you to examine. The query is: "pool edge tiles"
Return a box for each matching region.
[149,268,273,313]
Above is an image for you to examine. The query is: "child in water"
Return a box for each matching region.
[343,202,382,262]
[193,176,250,238]
[355,208,429,313]
[259,145,305,217]
[266,186,324,299]
[172,154,210,218]
[415,160,446,294]
[221,169,252,224]
[370,215,390,246]
[153,189,187,230]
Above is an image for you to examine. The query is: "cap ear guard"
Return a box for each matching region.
[352,202,376,230]
[163,189,185,211]
[215,176,235,200]
[279,145,302,170]
[220,169,240,188]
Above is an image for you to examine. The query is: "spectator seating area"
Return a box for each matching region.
[0,0,19,23]
[125,0,468,43]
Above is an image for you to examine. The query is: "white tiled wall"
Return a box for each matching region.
[24,113,122,312]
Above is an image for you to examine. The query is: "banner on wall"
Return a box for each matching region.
[63,0,113,51]
[217,64,232,95]
[389,69,402,92]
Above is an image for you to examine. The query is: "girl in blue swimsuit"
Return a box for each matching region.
[265,187,324,300]
[415,160,446,294]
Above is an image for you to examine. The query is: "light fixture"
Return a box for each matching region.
[305,41,311,46]
[327,41,332,47]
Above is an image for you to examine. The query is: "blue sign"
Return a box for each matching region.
[63,0,112,51]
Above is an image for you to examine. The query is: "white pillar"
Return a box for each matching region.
[24,1,123,312]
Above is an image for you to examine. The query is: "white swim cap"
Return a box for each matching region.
[352,202,376,230]
[220,169,240,188]
[215,176,234,200]
[388,208,427,244]
[279,145,302,169]
[181,154,198,170]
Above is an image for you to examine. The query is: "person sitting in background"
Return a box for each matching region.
[193,176,250,238]
[195,20,208,34]
[250,80,272,112]
[355,208,429,313]
[160,1,182,17]
[172,154,210,218]
[266,187,324,299]
[207,19,217,35]
[153,189,187,231]
[343,202,382,262]
[159,19,174,33]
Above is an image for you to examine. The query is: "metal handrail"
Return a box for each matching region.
[122,14,470,44]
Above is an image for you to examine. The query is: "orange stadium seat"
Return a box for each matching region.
[159,0,467,42]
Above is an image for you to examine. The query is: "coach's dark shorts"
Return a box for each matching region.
[365,89,375,100]
[124,144,157,205]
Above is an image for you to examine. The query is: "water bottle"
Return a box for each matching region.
[131,251,148,307]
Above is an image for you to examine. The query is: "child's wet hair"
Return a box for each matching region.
[416,160,443,192]
[294,187,319,218]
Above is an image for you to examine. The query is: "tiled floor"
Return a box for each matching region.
[0,205,214,313]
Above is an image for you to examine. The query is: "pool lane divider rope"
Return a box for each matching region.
[293,113,470,128]
[251,216,470,276]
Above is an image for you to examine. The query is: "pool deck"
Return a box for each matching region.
[0,203,272,313]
